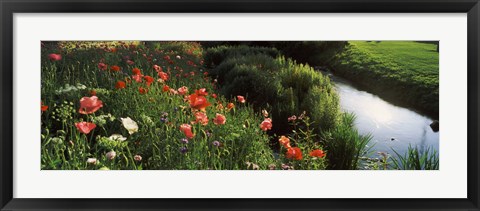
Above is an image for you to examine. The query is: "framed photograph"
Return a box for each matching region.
[1,0,479,210]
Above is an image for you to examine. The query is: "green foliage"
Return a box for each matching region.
[391,145,439,170]
[204,45,280,67]
[321,113,373,170]
[330,41,439,118]
[266,41,347,66]
[209,46,341,136]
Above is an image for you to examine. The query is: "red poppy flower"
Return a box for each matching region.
[278,136,291,148]
[110,48,117,53]
[195,88,208,96]
[126,60,134,65]
[188,93,211,111]
[89,90,97,96]
[41,101,48,112]
[144,75,154,87]
[110,65,121,71]
[132,68,142,75]
[75,122,96,134]
[48,53,62,61]
[286,147,303,160]
[79,96,103,114]
[237,95,246,103]
[164,55,171,60]
[194,112,209,126]
[212,94,217,99]
[180,124,194,139]
[260,118,272,131]
[139,87,148,94]
[227,103,235,110]
[162,85,170,92]
[98,62,107,70]
[309,149,326,158]
[115,81,126,89]
[213,113,226,125]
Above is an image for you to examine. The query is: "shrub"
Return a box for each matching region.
[234,41,347,66]
[204,45,280,67]
[221,65,281,107]
[211,46,341,141]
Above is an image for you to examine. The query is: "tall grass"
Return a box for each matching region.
[391,145,439,170]
[321,113,373,170]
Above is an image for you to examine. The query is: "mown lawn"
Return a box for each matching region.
[331,41,439,118]
[349,41,438,85]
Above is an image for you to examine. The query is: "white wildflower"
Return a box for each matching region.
[121,117,138,135]
[108,134,127,142]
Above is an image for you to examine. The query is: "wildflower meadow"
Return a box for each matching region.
[41,41,438,170]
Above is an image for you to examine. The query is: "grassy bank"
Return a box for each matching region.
[329,41,439,118]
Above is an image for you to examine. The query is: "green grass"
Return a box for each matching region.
[348,41,438,84]
[330,41,439,118]
[390,145,439,170]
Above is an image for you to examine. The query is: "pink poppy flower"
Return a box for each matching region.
[48,53,62,61]
[260,118,272,131]
[194,112,209,126]
[154,64,162,72]
[237,95,246,103]
[79,96,103,114]
[75,122,96,134]
[178,86,189,95]
[132,74,143,83]
[98,62,107,70]
[158,71,169,81]
[213,113,226,125]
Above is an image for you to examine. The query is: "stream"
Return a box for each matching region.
[323,71,439,157]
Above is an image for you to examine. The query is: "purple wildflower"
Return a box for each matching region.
[212,141,220,147]
[181,138,189,144]
[180,147,188,154]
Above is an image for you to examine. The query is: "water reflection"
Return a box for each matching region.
[328,74,439,156]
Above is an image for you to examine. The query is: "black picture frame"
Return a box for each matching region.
[1,0,479,210]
